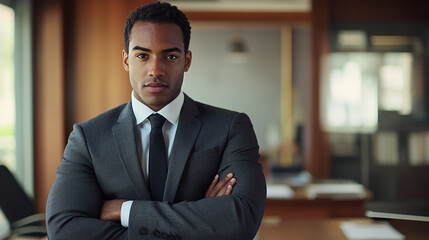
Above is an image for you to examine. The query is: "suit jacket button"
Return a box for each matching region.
[139,228,148,235]
[153,230,161,238]
[139,227,148,235]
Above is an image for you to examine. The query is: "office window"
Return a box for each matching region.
[0,4,15,172]
[379,53,412,115]
[321,53,379,133]
[0,3,15,237]
[0,0,33,196]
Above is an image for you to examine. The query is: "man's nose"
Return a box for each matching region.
[148,58,165,77]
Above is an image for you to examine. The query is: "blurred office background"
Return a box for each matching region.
[1,0,429,236]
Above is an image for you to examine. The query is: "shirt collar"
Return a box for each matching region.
[131,91,184,126]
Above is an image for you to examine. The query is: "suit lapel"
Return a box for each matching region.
[164,95,202,202]
[112,102,151,200]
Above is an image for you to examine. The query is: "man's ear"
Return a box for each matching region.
[184,50,192,72]
[122,50,129,71]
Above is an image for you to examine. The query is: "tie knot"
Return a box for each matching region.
[149,114,166,129]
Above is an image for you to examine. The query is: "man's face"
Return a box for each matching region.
[122,21,192,111]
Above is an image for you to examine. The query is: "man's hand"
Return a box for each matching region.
[205,173,236,198]
[100,199,128,221]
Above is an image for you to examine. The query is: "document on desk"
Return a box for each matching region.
[266,184,294,199]
[305,182,366,199]
[340,221,405,240]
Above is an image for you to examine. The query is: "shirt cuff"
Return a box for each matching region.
[121,200,133,227]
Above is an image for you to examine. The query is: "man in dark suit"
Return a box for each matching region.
[46,2,266,240]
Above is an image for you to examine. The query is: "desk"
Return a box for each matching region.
[257,218,429,240]
[265,186,369,219]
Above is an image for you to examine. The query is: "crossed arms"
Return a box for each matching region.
[46,112,266,240]
[99,173,237,222]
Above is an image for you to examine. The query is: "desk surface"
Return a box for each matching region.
[264,183,371,219]
[257,218,429,240]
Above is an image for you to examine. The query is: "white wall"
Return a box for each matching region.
[183,27,282,151]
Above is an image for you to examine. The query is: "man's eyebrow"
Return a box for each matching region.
[132,46,151,52]
[161,47,182,54]
[131,46,182,54]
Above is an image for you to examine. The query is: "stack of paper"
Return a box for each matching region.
[305,182,366,199]
[266,184,295,199]
[340,221,405,240]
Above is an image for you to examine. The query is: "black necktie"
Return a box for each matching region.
[148,114,167,201]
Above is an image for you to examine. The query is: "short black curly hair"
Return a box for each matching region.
[123,1,191,53]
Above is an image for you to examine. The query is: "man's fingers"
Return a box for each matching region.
[205,173,235,198]
[216,177,236,196]
[212,173,233,194]
[224,184,233,195]
[205,174,219,198]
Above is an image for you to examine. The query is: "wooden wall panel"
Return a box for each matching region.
[68,0,131,127]
[33,0,65,212]
[331,0,429,21]
[309,0,331,178]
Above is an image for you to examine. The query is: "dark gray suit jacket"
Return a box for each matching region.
[46,94,266,240]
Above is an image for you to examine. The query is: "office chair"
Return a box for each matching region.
[0,165,46,238]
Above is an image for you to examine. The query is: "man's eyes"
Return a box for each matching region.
[136,53,149,59]
[135,53,179,61]
[165,55,178,60]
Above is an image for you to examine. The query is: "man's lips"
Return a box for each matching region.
[144,82,168,93]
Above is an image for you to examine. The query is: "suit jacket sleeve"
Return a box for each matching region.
[127,113,266,240]
[46,124,128,240]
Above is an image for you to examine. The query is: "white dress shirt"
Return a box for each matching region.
[121,91,184,227]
